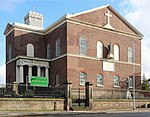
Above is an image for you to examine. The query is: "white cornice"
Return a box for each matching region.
[6,54,141,67]
[67,4,109,18]
[45,20,67,35]
[14,28,45,35]
[5,28,14,36]
[6,56,50,64]
[67,54,141,66]
[13,22,43,30]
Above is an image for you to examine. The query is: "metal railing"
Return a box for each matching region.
[0,83,65,98]
[71,87,150,100]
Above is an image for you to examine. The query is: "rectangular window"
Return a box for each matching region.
[80,38,87,55]
[114,76,119,87]
[56,39,61,57]
[55,73,60,86]
[97,74,103,86]
[80,72,86,85]
[129,77,133,88]
[128,47,133,62]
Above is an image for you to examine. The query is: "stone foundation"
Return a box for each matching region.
[93,99,150,110]
[0,98,64,111]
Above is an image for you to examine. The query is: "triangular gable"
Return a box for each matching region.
[4,23,13,35]
[68,5,143,36]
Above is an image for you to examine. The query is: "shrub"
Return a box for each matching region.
[24,89,34,98]
[11,91,19,97]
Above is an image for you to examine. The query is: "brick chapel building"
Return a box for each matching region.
[4,5,143,89]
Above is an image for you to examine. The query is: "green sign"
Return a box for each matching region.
[31,76,48,87]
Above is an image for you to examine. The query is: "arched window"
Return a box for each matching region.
[80,72,87,85]
[97,74,104,86]
[114,75,119,87]
[47,44,51,59]
[8,44,12,61]
[97,41,103,58]
[27,43,34,57]
[114,44,119,60]
[56,39,61,57]
[128,47,133,62]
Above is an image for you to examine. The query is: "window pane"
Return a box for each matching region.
[97,41,103,58]
[55,73,60,85]
[47,44,51,59]
[56,39,61,57]
[129,77,133,87]
[27,44,34,57]
[8,44,11,61]
[114,76,119,86]
[80,72,86,85]
[97,74,103,86]
[128,47,133,62]
[114,44,119,60]
[80,38,87,55]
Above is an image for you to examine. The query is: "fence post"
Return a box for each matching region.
[85,82,93,109]
[13,81,18,96]
[64,80,72,111]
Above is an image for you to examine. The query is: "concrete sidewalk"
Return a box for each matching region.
[0,108,150,117]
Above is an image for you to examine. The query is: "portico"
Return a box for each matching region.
[16,56,50,84]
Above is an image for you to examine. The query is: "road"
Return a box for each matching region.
[1,111,150,117]
[24,112,150,117]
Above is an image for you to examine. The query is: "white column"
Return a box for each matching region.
[45,67,49,78]
[16,65,19,83]
[28,65,32,83]
[37,65,41,77]
[20,65,24,83]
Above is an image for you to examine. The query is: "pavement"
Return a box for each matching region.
[0,108,150,117]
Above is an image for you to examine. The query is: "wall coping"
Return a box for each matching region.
[93,99,150,102]
[0,98,65,101]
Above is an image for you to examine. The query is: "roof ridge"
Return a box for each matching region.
[67,4,110,18]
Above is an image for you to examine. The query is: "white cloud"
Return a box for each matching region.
[0,64,5,84]
[121,0,150,79]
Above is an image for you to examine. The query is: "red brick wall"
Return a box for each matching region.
[6,31,14,62]
[72,7,137,35]
[13,30,46,58]
[46,23,67,86]
[45,23,67,59]
[67,22,141,63]
[6,61,16,84]
[67,21,141,89]
[50,57,67,86]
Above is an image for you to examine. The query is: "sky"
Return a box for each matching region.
[0,0,149,83]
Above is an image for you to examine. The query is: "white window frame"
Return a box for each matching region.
[27,43,34,57]
[129,77,133,88]
[128,47,133,62]
[114,75,120,87]
[114,44,119,60]
[80,38,87,55]
[97,74,104,86]
[97,41,103,58]
[80,72,87,86]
